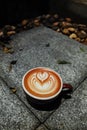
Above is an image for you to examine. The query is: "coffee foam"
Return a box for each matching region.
[24,68,61,98]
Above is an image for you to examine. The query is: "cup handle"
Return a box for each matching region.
[62,83,73,91]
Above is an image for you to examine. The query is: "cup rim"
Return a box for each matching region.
[22,67,63,100]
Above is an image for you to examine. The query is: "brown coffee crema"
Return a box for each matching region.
[24,68,61,98]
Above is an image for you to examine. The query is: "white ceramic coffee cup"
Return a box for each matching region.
[22,67,72,105]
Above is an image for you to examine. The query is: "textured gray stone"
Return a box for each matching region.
[45,78,87,130]
[0,26,87,121]
[36,124,48,130]
[0,79,39,130]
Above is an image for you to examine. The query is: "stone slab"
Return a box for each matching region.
[45,78,87,130]
[0,79,40,130]
[36,124,48,130]
[0,26,87,121]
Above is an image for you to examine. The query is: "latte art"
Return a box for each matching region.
[24,68,61,98]
[29,72,56,93]
[37,72,49,82]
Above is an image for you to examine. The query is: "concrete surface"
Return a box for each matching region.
[0,79,39,130]
[0,26,87,129]
[45,79,87,130]
[36,124,48,130]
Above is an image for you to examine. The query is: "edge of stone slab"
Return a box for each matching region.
[0,78,40,130]
[10,25,87,47]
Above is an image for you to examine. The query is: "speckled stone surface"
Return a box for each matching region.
[36,124,48,130]
[45,78,87,130]
[0,79,40,130]
[0,26,87,122]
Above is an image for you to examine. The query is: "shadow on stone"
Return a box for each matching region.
[26,90,72,111]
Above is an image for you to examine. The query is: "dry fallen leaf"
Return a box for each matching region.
[62,28,69,35]
[77,30,87,39]
[65,18,72,22]
[34,19,40,26]
[68,27,76,32]
[21,19,28,26]
[53,22,59,27]
[0,31,3,36]
[3,47,14,54]
[83,38,87,45]
[7,31,16,36]
[61,22,72,27]
[10,87,17,93]
[69,33,77,39]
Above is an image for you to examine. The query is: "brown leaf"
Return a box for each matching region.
[68,27,76,32]
[62,28,70,35]
[69,33,77,39]
[0,31,3,36]
[7,31,16,36]
[77,30,87,39]
[83,38,87,45]
[76,37,81,42]
[21,19,28,26]
[3,47,9,53]
[3,47,14,54]
[34,19,40,23]
[34,19,40,26]
[65,18,72,22]
[45,14,51,19]
[11,26,16,30]
[10,87,17,93]
[53,22,59,27]
[61,22,72,28]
